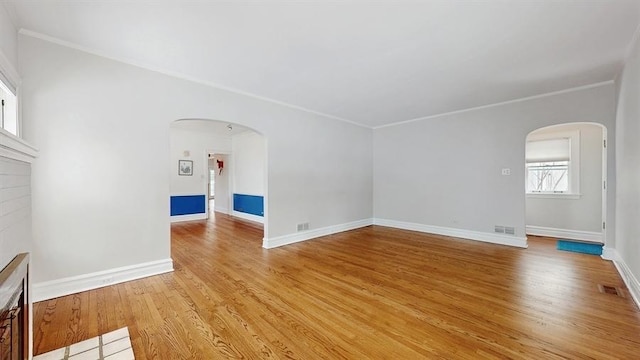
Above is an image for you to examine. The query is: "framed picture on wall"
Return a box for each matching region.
[178,160,193,176]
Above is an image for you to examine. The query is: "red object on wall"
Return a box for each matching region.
[216,159,224,175]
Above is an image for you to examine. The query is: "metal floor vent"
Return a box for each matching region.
[598,284,625,297]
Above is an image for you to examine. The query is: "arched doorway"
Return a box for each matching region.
[169,119,267,240]
[524,122,607,246]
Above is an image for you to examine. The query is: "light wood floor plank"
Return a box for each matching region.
[33,213,640,358]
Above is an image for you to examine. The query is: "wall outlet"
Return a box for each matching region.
[297,223,309,231]
[501,168,511,176]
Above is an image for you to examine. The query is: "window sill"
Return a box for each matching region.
[526,193,581,200]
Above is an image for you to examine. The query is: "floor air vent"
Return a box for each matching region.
[598,284,625,297]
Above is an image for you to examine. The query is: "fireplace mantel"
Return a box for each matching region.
[0,129,37,163]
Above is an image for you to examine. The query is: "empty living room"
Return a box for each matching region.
[1,1,640,359]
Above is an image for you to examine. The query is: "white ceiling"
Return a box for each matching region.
[6,1,640,128]
[171,119,250,136]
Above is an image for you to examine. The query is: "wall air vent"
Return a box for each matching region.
[494,225,505,234]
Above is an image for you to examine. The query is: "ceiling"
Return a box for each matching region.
[171,119,250,136]
[6,1,640,128]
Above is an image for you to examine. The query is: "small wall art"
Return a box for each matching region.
[178,160,193,176]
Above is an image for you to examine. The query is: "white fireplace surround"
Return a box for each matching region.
[0,128,37,360]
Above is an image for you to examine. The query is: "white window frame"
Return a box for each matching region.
[0,47,21,138]
[0,80,18,136]
[526,130,580,199]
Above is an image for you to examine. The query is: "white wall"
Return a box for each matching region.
[232,131,265,196]
[230,131,266,223]
[373,83,616,247]
[525,123,603,237]
[0,4,17,74]
[20,35,373,285]
[170,127,231,196]
[614,28,640,298]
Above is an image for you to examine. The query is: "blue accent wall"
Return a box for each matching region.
[233,194,264,217]
[170,195,206,216]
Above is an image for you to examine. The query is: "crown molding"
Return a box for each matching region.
[17,29,618,131]
[18,28,370,129]
[374,81,615,130]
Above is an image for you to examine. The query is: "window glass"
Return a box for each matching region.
[527,161,569,193]
[0,81,17,136]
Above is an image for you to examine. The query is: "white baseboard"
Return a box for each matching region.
[171,213,207,223]
[606,249,640,310]
[263,218,373,249]
[374,218,528,248]
[601,246,617,261]
[33,258,174,302]
[526,225,602,243]
[232,210,264,224]
[214,207,229,214]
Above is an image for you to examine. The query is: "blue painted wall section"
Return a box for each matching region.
[170,195,206,216]
[233,194,264,217]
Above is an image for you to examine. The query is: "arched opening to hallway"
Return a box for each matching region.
[169,119,267,244]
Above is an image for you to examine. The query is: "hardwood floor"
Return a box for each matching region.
[34,214,640,359]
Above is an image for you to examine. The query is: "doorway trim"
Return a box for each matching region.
[204,150,232,220]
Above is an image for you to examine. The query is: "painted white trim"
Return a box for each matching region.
[263,218,373,249]
[374,81,614,129]
[170,213,207,223]
[601,246,616,261]
[0,128,38,163]
[526,225,602,243]
[606,249,640,310]
[33,258,174,302]
[232,210,264,224]
[18,29,368,129]
[374,218,528,248]
[526,193,581,200]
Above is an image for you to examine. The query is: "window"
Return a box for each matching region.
[527,160,569,192]
[526,133,579,196]
[0,79,17,136]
